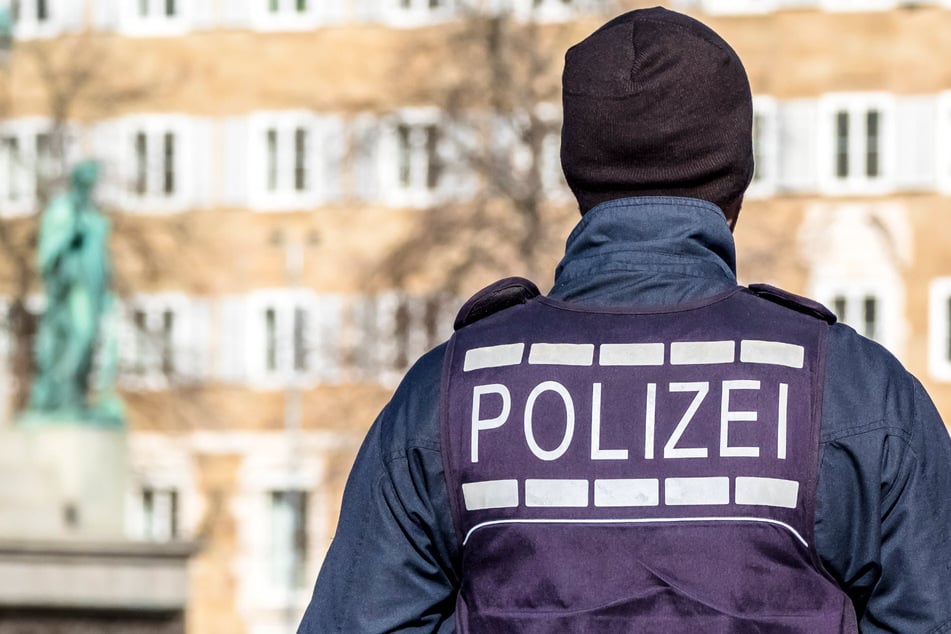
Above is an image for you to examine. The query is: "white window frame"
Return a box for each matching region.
[819,0,900,11]
[379,108,448,208]
[247,111,328,211]
[245,289,334,389]
[699,0,778,14]
[937,91,951,195]
[234,440,325,616]
[137,485,180,542]
[929,278,951,382]
[0,117,76,217]
[813,281,902,353]
[126,434,200,544]
[119,293,192,391]
[748,96,779,199]
[0,119,39,217]
[116,0,192,37]
[379,0,456,28]
[249,0,328,31]
[8,0,65,40]
[267,488,310,593]
[114,115,192,214]
[510,0,597,22]
[818,93,896,196]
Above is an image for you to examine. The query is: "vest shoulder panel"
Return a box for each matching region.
[453,277,540,331]
[748,283,837,324]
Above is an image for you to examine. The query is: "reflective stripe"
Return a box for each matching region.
[593,479,659,507]
[735,476,800,509]
[740,340,805,369]
[462,479,519,511]
[528,343,595,366]
[665,476,730,505]
[463,343,524,371]
[462,516,809,548]
[670,341,735,365]
[599,343,665,366]
[525,479,588,507]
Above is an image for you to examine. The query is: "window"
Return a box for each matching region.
[247,111,340,211]
[819,94,895,195]
[938,92,951,195]
[814,282,903,351]
[127,436,197,544]
[119,294,197,389]
[381,0,455,27]
[0,135,23,210]
[264,126,307,193]
[355,292,453,385]
[804,203,909,356]
[247,290,340,386]
[117,116,190,212]
[250,0,332,31]
[819,0,902,11]
[697,0,778,14]
[140,486,179,541]
[0,119,71,217]
[928,278,951,382]
[380,110,446,207]
[749,96,778,198]
[269,490,308,590]
[829,292,880,340]
[397,122,440,190]
[511,0,590,22]
[116,0,189,36]
[7,0,64,39]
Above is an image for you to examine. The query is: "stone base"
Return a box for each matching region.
[0,424,128,540]
[0,607,183,634]
[0,540,194,634]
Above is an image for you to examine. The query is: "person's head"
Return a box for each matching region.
[560,7,753,229]
[71,160,100,196]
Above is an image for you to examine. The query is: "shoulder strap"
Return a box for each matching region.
[453,277,540,331]
[747,283,837,324]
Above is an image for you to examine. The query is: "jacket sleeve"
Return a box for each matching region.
[815,326,951,633]
[297,344,460,633]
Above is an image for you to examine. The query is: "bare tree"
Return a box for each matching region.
[377,5,603,296]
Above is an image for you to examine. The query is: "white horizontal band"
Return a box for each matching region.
[599,343,665,366]
[528,343,595,366]
[462,479,519,511]
[735,476,800,509]
[464,343,524,372]
[594,479,660,507]
[740,340,805,369]
[665,477,730,506]
[525,479,588,507]
[670,341,735,365]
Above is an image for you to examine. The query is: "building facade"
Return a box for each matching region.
[1,0,950,632]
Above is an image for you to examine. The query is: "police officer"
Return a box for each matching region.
[299,8,951,632]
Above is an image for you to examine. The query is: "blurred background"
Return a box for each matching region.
[0,0,949,632]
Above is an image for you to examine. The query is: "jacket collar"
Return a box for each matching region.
[549,196,739,307]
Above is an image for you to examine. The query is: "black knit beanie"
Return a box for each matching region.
[561,7,754,216]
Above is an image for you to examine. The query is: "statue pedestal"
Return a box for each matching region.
[0,422,195,633]
[0,423,128,540]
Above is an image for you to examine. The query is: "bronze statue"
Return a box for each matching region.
[25,160,123,424]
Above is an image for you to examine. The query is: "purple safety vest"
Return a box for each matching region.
[441,279,857,633]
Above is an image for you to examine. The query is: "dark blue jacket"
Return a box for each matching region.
[299,197,951,633]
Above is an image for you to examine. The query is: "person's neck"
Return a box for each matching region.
[548,196,738,307]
